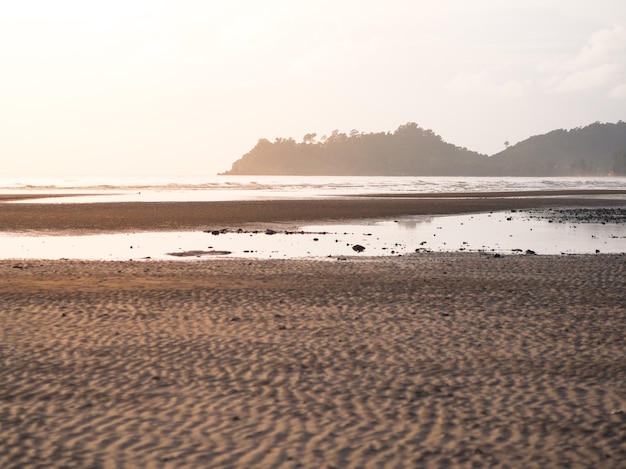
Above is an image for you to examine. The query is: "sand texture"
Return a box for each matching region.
[1,254,625,468]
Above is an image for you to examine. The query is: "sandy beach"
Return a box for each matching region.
[1,191,626,468]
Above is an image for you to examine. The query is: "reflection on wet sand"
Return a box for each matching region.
[1,208,625,260]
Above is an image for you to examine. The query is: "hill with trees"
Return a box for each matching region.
[222,121,626,176]
[488,121,626,176]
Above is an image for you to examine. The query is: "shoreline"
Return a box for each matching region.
[1,189,626,233]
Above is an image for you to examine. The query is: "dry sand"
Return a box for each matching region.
[1,254,625,468]
[1,191,626,468]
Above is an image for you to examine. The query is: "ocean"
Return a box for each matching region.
[2,175,626,202]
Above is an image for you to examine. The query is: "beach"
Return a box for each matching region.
[2,189,626,233]
[1,191,626,468]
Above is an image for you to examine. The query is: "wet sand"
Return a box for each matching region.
[1,190,626,467]
[0,193,96,202]
[2,189,626,233]
[1,254,625,468]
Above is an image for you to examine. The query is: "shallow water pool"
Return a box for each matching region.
[1,209,625,260]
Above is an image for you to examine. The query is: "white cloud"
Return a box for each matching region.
[556,63,619,93]
[447,72,489,94]
[609,83,626,98]
[498,80,526,99]
[447,72,526,99]
[573,25,626,68]
[552,25,626,94]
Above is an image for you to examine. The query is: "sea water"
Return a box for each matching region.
[2,175,626,202]
[1,176,625,259]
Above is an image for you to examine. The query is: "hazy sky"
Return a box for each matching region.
[2,1,625,176]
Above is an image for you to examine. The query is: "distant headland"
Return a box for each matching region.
[222,121,626,177]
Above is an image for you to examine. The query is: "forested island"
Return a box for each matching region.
[222,121,626,176]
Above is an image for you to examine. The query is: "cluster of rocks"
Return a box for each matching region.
[197,226,549,258]
[204,228,331,236]
[527,208,626,225]
[171,228,370,257]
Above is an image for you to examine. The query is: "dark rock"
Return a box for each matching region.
[168,250,232,257]
[352,244,366,253]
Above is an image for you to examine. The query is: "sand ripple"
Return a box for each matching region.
[1,254,625,468]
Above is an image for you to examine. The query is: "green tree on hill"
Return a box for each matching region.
[221,121,626,176]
